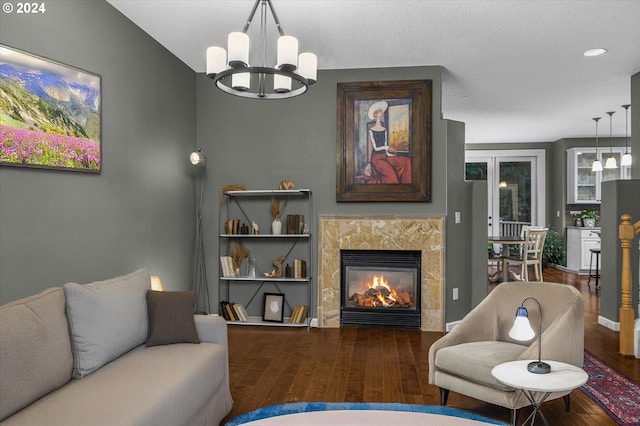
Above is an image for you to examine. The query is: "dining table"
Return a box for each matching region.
[488,235,527,282]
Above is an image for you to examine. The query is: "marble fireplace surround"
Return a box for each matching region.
[318,216,444,331]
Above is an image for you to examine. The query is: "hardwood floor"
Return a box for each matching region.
[221,268,638,425]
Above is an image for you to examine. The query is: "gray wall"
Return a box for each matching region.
[0,1,196,303]
[196,67,479,324]
[444,120,488,318]
[598,71,640,322]
[600,179,640,321]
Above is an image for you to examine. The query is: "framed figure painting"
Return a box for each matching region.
[0,44,101,173]
[336,80,431,202]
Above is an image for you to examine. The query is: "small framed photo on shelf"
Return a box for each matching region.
[262,293,285,323]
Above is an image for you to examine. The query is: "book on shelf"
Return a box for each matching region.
[289,306,300,323]
[220,301,239,321]
[225,302,238,321]
[293,259,307,279]
[286,214,305,234]
[289,305,308,324]
[219,301,230,320]
[233,304,248,322]
[220,256,236,277]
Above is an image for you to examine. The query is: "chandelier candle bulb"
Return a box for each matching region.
[277,35,298,71]
[298,52,317,83]
[228,32,250,67]
[206,46,227,75]
[273,74,291,93]
[232,72,251,91]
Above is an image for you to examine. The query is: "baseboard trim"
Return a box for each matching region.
[551,264,590,275]
[598,315,620,331]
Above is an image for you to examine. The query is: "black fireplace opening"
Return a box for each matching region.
[340,249,421,329]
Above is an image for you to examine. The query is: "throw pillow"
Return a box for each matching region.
[64,268,151,378]
[146,290,200,347]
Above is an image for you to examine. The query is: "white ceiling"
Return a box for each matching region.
[106,0,640,144]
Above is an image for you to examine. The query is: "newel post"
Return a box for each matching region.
[618,214,635,356]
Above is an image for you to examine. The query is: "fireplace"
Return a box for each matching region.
[340,249,421,328]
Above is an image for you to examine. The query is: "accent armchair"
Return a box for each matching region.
[428,281,584,425]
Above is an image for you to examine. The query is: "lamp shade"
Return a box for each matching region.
[206,46,227,75]
[232,72,251,91]
[228,32,249,67]
[150,276,165,291]
[190,149,206,165]
[509,307,535,341]
[621,152,632,166]
[273,74,291,93]
[298,52,317,83]
[591,160,603,172]
[604,156,618,169]
[277,35,298,70]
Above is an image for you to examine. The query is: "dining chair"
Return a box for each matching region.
[503,228,548,281]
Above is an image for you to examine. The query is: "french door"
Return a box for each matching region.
[465,150,546,237]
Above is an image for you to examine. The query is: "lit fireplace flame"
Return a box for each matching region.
[368,275,398,307]
[348,273,413,308]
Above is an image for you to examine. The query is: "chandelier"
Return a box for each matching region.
[206,0,317,100]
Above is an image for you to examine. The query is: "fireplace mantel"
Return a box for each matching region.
[318,216,444,331]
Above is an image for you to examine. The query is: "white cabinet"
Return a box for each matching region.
[566,227,600,272]
[219,189,312,328]
[567,147,631,204]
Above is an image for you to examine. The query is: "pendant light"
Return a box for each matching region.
[604,111,618,169]
[621,104,632,166]
[592,117,603,172]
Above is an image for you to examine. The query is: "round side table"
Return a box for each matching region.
[491,360,588,426]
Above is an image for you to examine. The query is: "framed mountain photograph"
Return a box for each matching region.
[0,45,102,173]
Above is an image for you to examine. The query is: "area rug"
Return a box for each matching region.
[225,402,508,425]
[581,350,640,425]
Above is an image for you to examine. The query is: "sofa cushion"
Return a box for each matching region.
[64,268,150,378]
[0,287,73,421]
[146,290,200,347]
[434,341,526,391]
[0,343,227,426]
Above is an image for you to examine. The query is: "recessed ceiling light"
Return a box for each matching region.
[583,48,607,57]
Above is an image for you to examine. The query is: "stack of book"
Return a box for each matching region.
[219,256,237,277]
[289,305,308,324]
[219,301,248,322]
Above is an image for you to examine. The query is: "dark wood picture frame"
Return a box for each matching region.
[262,293,285,323]
[336,80,432,202]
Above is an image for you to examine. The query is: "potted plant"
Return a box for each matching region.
[581,208,598,227]
[542,229,566,267]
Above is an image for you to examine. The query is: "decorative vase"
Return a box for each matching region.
[584,218,596,227]
[271,218,282,235]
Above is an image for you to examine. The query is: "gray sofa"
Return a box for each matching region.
[0,268,233,426]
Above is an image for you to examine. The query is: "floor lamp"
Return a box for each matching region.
[190,149,210,314]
